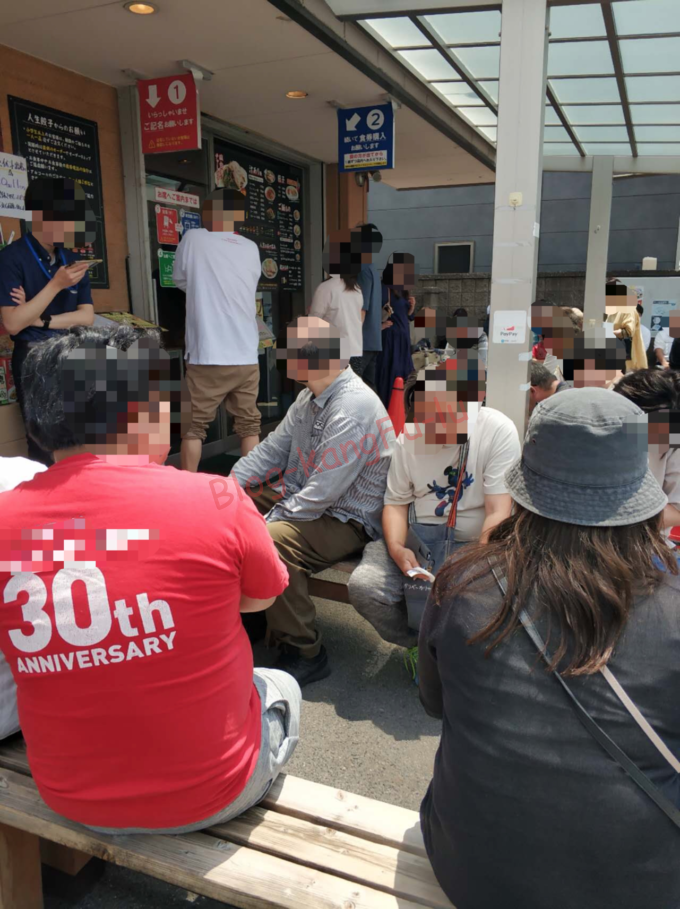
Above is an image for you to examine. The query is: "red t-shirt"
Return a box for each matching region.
[0,455,288,829]
[532,341,547,360]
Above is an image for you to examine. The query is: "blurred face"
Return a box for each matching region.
[31,212,78,247]
[278,316,346,385]
[323,229,359,276]
[670,313,680,338]
[531,307,579,359]
[412,355,486,446]
[648,409,680,454]
[202,200,245,232]
[123,396,172,463]
[351,224,383,264]
[391,259,416,291]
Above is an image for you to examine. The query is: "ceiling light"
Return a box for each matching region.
[124,2,158,14]
[286,90,308,99]
[178,158,191,165]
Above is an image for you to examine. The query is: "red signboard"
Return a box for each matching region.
[155,205,179,245]
[137,73,200,155]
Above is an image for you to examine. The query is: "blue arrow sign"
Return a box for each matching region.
[337,103,395,174]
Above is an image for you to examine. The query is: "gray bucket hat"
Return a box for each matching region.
[505,386,667,527]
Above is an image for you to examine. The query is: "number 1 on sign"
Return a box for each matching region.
[168,80,187,106]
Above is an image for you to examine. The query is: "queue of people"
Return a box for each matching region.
[0,177,679,909]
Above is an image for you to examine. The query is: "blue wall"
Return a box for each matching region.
[367,173,680,275]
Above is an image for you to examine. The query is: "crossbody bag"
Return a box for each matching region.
[490,562,680,830]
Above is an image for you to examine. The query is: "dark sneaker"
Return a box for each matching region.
[275,646,331,687]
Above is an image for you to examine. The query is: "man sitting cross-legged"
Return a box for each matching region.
[229,316,396,686]
[0,325,299,835]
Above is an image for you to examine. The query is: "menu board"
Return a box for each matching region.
[214,139,303,292]
[8,96,109,289]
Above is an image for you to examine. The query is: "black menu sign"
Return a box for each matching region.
[214,139,303,292]
[8,96,109,289]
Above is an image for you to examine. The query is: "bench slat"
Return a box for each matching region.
[210,807,452,909]
[0,768,431,909]
[262,775,426,858]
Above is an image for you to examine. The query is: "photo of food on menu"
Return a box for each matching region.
[213,140,303,291]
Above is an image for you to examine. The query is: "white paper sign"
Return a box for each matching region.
[0,153,30,220]
[154,186,200,209]
[492,310,527,344]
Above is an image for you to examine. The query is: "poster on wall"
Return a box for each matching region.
[651,300,678,332]
[0,153,29,219]
[155,205,179,245]
[213,139,304,292]
[8,96,109,288]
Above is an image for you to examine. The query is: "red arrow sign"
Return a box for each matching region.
[137,73,201,155]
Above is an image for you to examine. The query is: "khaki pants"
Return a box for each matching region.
[184,363,261,441]
[251,486,369,658]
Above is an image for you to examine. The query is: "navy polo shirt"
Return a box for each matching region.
[0,234,93,342]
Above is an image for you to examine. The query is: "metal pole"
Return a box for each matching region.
[486,0,549,438]
[583,156,614,326]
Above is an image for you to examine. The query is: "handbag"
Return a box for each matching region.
[402,441,469,631]
[490,562,680,830]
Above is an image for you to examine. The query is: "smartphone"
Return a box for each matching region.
[69,259,103,269]
[406,567,436,583]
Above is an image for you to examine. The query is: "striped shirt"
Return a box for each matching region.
[230,368,395,539]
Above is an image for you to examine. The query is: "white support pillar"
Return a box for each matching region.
[583,156,614,327]
[486,0,549,438]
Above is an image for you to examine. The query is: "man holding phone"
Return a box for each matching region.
[0,177,96,465]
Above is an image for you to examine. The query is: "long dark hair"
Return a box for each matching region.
[342,274,360,292]
[432,506,677,676]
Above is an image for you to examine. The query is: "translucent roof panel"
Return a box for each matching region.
[575,125,630,141]
[360,17,427,49]
[636,143,680,155]
[423,11,501,45]
[431,82,483,106]
[453,46,500,80]
[543,144,581,156]
[627,76,680,103]
[613,0,680,37]
[548,5,606,40]
[479,127,496,142]
[544,125,572,143]
[631,104,680,124]
[548,41,614,77]
[583,143,632,155]
[635,126,680,141]
[620,38,680,75]
[564,105,625,124]
[461,108,497,127]
[545,107,562,126]
[549,77,620,103]
[479,81,499,103]
[397,49,457,81]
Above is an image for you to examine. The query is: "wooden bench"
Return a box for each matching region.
[308,557,361,605]
[0,737,453,909]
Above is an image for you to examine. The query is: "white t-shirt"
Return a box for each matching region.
[384,407,521,541]
[173,228,261,366]
[640,323,651,351]
[308,276,364,359]
[0,457,47,738]
[654,329,673,362]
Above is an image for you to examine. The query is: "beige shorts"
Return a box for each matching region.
[184,363,261,441]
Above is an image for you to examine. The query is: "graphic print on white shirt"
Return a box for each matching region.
[385,407,521,541]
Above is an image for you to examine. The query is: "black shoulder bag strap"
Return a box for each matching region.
[490,562,680,830]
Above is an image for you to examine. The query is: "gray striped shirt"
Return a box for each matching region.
[230,368,395,539]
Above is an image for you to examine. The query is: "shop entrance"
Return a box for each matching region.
[142,134,304,459]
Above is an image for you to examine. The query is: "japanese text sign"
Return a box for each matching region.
[337,103,395,173]
[0,153,29,220]
[137,73,200,155]
[154,187,200,208]
[155,205,179,245]
[180,209,201,233]
[158,249,176,287]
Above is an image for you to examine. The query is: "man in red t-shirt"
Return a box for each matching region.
[0,326,298,833]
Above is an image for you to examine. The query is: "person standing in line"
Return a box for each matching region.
[638,304,651,352]
[0,177,95,466]
[309,230,364,363]
[419,387,680,909]
[352,223,384,390]
[375,253,417,409]
[653,312,679,369]
[174,189,262,471]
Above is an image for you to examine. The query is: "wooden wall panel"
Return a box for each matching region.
[0,45,129,313]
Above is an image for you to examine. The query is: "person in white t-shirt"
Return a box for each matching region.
[0,456,47,738]
[174,189,262,471]
[309,231,365,363]
[348,354,520,651]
